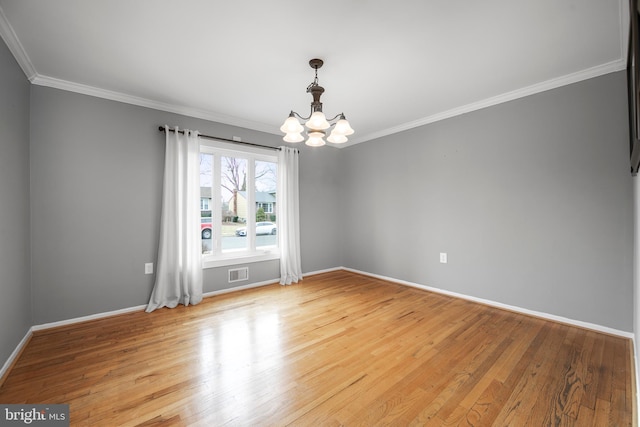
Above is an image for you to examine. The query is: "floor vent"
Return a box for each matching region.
[228,267,249,283]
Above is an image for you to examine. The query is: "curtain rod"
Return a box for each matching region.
[159,126,283,152]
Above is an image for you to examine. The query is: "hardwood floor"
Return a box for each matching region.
[0,270,634,426]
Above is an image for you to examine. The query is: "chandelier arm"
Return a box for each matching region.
[290,109,313,122]
[289,111,344,126]
[325,113,344,123]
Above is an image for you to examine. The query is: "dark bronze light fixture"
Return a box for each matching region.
[280,59,354,146]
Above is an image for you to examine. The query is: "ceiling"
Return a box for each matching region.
[0,0,629,147]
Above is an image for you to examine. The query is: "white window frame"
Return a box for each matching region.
[200,139,279,268]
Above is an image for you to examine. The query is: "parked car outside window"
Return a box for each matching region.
[235,222,277,236]
[201,218,212,239]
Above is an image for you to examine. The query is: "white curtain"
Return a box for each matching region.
[146,126,203,312]
[277,146,303,285]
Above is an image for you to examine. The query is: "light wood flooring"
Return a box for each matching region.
[0,270,634,426]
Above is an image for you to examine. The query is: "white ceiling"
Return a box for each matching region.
[0,0,629,147]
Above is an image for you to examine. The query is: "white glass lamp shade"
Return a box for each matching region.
[306,131,326,147]
[332,118,354,136]
[283,132,304,143]
[327,132,348,144]
[280,115,304,134]
[305,111,330,130]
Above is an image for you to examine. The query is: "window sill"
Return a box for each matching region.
[202,250,280,269]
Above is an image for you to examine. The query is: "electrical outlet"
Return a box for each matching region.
[144,263,153,274]
[439,253,448,264]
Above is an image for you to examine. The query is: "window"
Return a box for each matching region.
[258,202,274,214]
[199,140,278,267]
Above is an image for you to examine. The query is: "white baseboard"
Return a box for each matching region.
[0,329,32,385]
[202,278,279,297]
[31,277,289,332]
[0,280,280,381]
[303,266,343,276]
[342,267,634,339]
[4,266,633,385]
[201,266,344,296]
[31,304,147,332]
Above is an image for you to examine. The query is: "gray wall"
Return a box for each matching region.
[341,71,633,331]
[5,40,634,337]
[29,86,341,324]
[0,38,31,364]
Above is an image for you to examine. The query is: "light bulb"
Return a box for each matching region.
[283,132,304,143]
[332,118,354,136]
[305,111,330,130]
[327,132,348,144]
[306,131,326,147]
[280,115,304,134]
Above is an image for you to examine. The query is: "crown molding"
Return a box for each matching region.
[32,57,626,148]
[349,0,629,147]
[1,2,628,147]
[0,5,36,80]
[32,57,627,149]
[0,3,279,134]
[30,74,281,135]
[18,58,631,149]
[347,58,626,146]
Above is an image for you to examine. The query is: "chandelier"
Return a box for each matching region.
[280,59,354,147]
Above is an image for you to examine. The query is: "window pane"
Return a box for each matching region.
[255,160,277,249]
[221,156,248,252]
[200,143,279,263]
[200,153,213,254]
